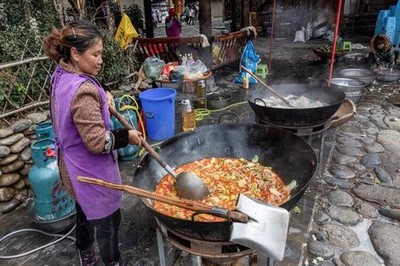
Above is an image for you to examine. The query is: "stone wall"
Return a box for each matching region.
[0,113,49,214]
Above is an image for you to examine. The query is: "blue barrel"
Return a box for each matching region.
[139,88,176,140]
[35,121,55,140]
[29,138,75,220]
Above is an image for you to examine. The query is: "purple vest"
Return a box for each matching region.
[50,66,122,220]
[166,17,181,37]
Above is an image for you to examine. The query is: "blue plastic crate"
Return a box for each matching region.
[385,30,395,43]
[375,20,385,35]
[378,10,390,19]
[385,26,395,34]
[390,5,396,15]
[384,16,396,29]
[394,30,400,47]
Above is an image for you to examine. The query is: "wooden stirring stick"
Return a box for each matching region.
[241,66,294,107]
[77,176,248,223]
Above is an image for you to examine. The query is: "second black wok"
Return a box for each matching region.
[248,83,346,127]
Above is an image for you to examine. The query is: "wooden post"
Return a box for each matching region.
[230,0,237,32]
[199,0,212,37]
[199,0,212,69]
[144,0,154,38]
[242,0,249,28]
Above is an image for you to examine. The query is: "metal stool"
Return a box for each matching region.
[256,64,268,79]
[342,41,352,52]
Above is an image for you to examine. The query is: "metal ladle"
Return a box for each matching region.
[241,66,294,108]
[109,106,210,200]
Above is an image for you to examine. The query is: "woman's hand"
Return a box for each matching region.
[128,130,142,146]
[106,91,115,109]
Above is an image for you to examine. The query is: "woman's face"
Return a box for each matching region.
[73,38,103,76]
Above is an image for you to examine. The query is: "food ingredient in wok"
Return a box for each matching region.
[260,95,324,108]
[154,157,294,221]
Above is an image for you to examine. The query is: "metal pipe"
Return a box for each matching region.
[328,0,344,87]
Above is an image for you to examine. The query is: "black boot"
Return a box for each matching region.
[78,245,100,266]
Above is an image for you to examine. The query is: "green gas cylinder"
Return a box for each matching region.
[28,138,75,220]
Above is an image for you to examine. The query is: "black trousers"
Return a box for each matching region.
[75,202,121,264]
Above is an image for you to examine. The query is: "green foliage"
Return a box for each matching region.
[0,0,136,110]
[97,30,129,86]
[0,0,59,62]
[0,0,59,109]
[124,3,144,33]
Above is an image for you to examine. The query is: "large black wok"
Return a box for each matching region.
[248,83,346,127]
[133,124,317,241]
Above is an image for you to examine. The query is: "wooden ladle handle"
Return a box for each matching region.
[109,106,173,175]
[241,65,293,107]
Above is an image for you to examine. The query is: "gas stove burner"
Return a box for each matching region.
[255,117,331,136]
[158,222,254,265]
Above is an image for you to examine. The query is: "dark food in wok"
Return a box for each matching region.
[248,83,345,127]
[133,124,317,240]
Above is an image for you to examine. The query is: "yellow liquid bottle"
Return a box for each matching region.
[243,75,249,89]
[196,80,206,107]
[182,99,196,132]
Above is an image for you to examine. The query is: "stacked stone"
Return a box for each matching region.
[0,113,48,214]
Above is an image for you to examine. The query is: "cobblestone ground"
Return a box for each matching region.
[303,83,400,266]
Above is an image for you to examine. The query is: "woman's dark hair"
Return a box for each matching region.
[375,36,385,46]
[43,20,103,63]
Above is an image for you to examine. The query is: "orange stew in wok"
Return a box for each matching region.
[154,157,294,222]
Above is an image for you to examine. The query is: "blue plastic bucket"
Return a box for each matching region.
[139,88,176,140]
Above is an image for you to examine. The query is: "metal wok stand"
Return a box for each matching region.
[156,228,204,266]
[155,220,269,266]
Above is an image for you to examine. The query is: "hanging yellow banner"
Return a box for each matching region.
[114,13,138,49]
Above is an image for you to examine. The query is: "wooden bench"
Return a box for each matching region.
[131,36,203,69]
[131,30,250,71]
[211,30,249,70]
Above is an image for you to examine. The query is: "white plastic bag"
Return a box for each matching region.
[143,57,165,80]
[293,30,305,43]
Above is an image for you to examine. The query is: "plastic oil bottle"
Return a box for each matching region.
[182,99,196,132]
[196,80,206,108]
[243,74,249,89]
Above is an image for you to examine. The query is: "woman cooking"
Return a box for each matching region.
[43,20,141,266]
